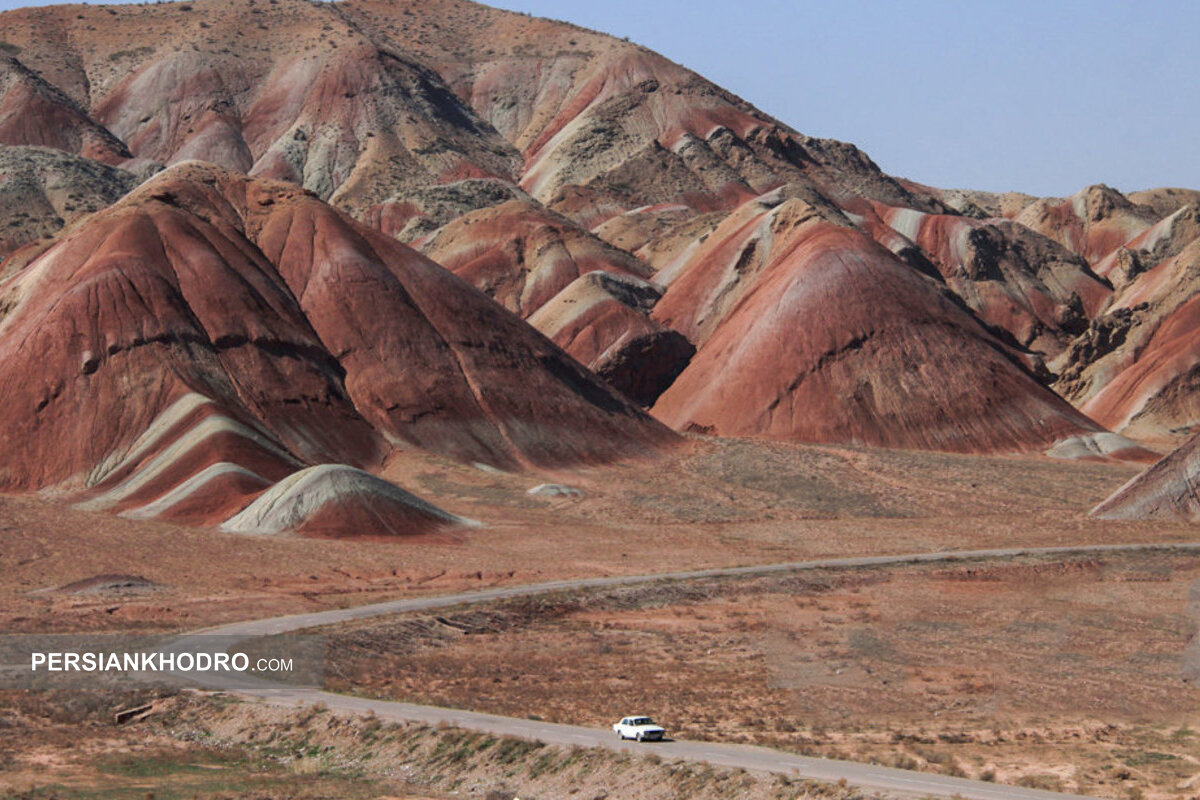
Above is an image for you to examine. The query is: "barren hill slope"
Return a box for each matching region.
[0,0,945,228]
[3,0,1200,463]
[0,162,673,522]
[0,145,137,259]
[650,192,1102,452]
[1093,432,1200,521]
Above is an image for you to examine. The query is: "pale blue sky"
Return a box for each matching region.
[489,0,1199,197]
[1,0,1195,196]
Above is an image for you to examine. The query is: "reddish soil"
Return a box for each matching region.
[1,434,1189,634]
[325,551,1200,799]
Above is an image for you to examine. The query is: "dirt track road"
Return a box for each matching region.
[186,542,1200,800]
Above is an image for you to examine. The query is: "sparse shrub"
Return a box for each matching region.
[492,736,543,765]
[108,45,154,62]
[527,750,558,777]
[915,745,954,765]
[1017,773,1064,792]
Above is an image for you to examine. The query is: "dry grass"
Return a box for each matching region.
[0,688,444,799]
[0,687,893,800]
[2,435,1185,635]
[322,550,1200,800]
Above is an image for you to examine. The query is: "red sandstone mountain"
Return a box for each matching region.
[650,192,1102,452]
[0,0,942,225]
[420,198,653,318]
[3,0,1200,498]
[0,162,673,524]
[860,202,1110,360]
[527,271,694,406]
[0,54,130,164]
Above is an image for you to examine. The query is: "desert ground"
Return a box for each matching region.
[3,0,1200,797]
[322,549,1200,799]
[3,435,1199,798]
[0,687,450,799]
[1,434,1188,635]
[0,688,891,800]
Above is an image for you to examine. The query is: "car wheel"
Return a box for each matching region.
[636,733,643,742]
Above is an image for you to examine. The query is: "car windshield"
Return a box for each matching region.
[631,718,654,725]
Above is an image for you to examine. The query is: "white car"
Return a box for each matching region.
[613,715,666,742]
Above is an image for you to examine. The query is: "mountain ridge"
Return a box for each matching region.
[2,0,1200,527]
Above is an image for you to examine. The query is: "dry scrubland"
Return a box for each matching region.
[3,439,1194,796]
[0,689,443,799]
[0,689,886,800]
[1,435,1186,634]
[2,437,1197,798]
[2,0,1200,798]
[323,551,1200,800]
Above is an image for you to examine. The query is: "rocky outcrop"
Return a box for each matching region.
[1053,238,1200,445]
[0,146,138,259]
[864,202,1110,359]
[1127,188,1200,219]
[1091,204,1200,288]
[1014,184,1158,264]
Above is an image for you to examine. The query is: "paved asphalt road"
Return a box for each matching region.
[183,541,1200,800]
